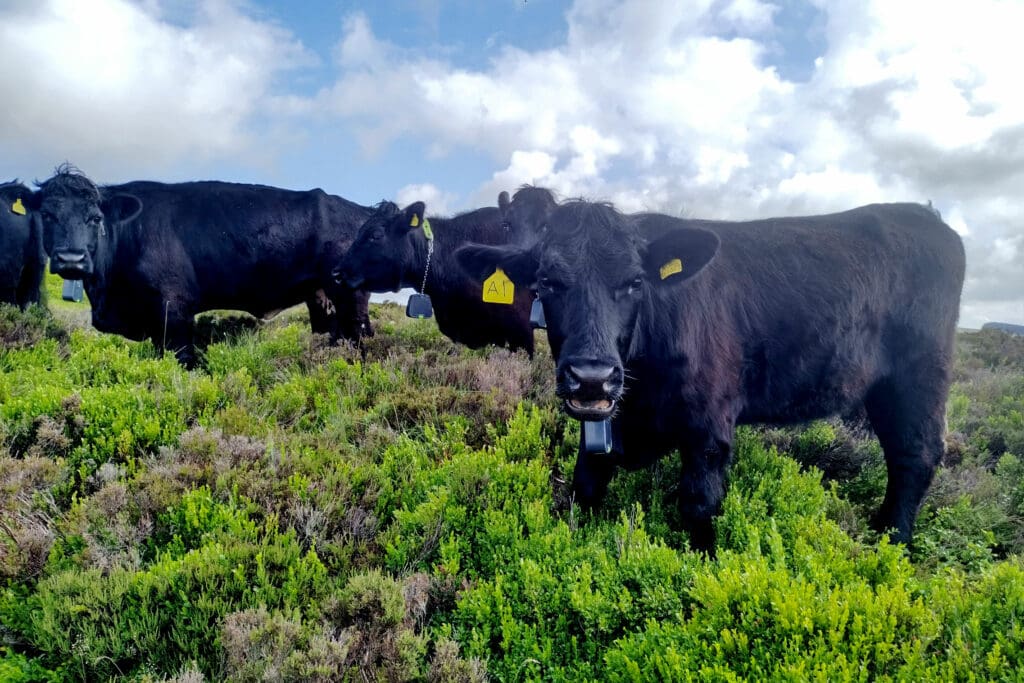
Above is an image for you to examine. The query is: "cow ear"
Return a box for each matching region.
[498,191,510,214]
[402,201,427,233]
[102,193,143,224]
[642,227,719,285]
[456,243,538,286]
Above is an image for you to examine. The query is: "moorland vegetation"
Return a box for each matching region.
[1,275,1022,681]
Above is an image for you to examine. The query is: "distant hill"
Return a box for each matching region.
[982,321,1024,336]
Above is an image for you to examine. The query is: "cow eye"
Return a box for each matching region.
[88,215,102,225]
[369,229,384,241]
[539,276,563,292]
[623,276,644,295]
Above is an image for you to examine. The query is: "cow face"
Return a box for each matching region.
[33,169,141,279]
[333,201,427,292]
[458,200,719,421]
[499,186,558,237]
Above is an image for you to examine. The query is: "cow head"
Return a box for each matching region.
[32,165,141,279]
[333,200,428,292]
[499,185,559,237]
[457,199,719,420]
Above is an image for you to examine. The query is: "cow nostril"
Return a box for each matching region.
[564,373,581,392]
[566,362,621,396]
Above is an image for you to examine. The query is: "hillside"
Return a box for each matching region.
[1,278,1023,681]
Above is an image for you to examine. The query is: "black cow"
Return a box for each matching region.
[0,181,45,310]
[32,166,374,366]
[458,195,965,550]
[333,197,535,355]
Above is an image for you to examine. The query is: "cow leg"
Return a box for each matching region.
[165,322,198,368]
[155,301,198,368]
[677,431,733,553]
[864,374,948,545]
[17,260,45,309]
[306,289,336,336]
[353,289,373,338]
[331,286,374,342]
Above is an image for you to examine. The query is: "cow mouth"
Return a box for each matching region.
[565,397,616,419]
[333,268,364,289]
[50,250,92,278]
[50,260,91,279]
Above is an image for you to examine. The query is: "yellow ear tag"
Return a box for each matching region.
[11,198,26,216]
[659,258,683,280]
[482,268,515,304]
[410,213,420,227]
[421,218,434,241]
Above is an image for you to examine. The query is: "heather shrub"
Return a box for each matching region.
[0,303,66,349]
[20,525,330,679]
[3,306,1024,681]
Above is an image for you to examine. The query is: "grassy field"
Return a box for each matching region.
[1,275,1022,681]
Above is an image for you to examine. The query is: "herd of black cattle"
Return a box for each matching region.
[1,166,966,550]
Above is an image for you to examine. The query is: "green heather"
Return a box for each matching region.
[0,274,1022,681]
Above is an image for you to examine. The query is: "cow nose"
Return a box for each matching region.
[564,361,622,397]
[50,249,91,277]
[57,250,86,263]
[331,265,345,284]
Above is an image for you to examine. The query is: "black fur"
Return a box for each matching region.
[35,166,374,366]
[459,195,966,551]
[335,198,535,354]
[0,181,45,309]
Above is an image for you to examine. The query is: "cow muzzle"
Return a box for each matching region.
[558,359,623,420]
[331,264,364,289]
[50,250,92,278]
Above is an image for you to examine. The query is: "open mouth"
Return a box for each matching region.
[51,262,90,278]
[565,398,616,419]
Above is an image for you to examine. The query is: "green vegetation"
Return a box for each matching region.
[1,280,1022,681]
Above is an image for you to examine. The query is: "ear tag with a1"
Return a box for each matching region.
[530,297,546,329]
[482,268,515,304]
[406,293,433,319]
[582,419,614,454]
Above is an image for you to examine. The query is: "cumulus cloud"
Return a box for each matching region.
[395,182,456,217]
[315,0,1024,327]
[3,0,1021,327]
[0,0,312,180]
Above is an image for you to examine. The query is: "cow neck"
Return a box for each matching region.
[82,218,120,304]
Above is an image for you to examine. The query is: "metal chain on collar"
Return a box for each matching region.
[420,235,434,294]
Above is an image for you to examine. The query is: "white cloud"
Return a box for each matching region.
[311,0,1024,327]
[720,0,777,33]
[395,182,456,217]
[0,0,312,180]
[3,0,1022,328]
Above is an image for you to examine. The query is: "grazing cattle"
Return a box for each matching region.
[0,181,45,309]
[458,195,965,550]
[333,197,535,354]
[32,166,374,366]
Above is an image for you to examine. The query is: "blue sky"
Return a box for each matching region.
[1,0,1022,327]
